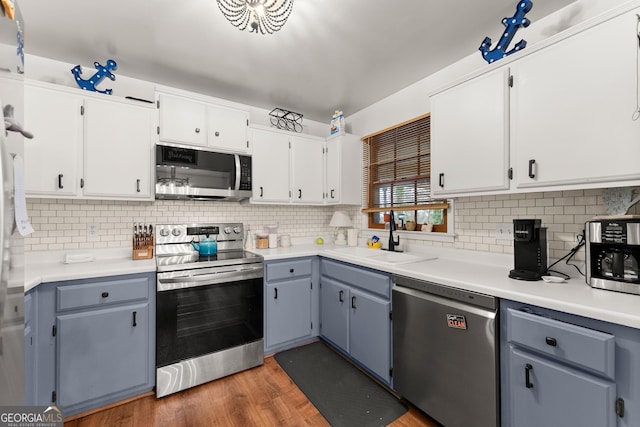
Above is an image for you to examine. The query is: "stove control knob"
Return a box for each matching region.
[172,228,182,237]
[159,228,170,237]
[224,227,232,234]
[233,226,241,234]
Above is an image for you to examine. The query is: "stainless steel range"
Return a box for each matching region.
[155,223,264,398]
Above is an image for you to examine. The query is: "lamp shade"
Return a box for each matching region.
[329,211,352,228]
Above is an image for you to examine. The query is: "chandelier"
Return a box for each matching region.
[217,0,294,34]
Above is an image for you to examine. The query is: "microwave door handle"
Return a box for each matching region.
[234,154,241,191]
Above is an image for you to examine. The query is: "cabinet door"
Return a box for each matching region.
[83,97,154,199]
[57,303,150,410]
[319,277,349,352]
[349,288,391,383]
[265,279,312,348]
[24,85,83,197]
[157,93,207,147]
[325,135,362,205]
[512,10,640,188]
[251,128,290,202]
[207,105,249,153]
[508,347,616,427]
[431,67,510,196]
[291,136,324,204]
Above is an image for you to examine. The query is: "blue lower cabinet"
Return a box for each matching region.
[32,272,155,417]
[320,258,392,385]
[264,257,319,353]
[501,300,640,427]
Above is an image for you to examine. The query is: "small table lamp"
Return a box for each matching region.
[329,211,352,245]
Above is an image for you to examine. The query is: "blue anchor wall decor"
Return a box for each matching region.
[70,59,118,95]
[479,0,533,64]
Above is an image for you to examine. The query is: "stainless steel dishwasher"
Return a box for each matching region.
[392,274,499,427]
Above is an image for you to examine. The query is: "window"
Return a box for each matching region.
[362,113,448,232]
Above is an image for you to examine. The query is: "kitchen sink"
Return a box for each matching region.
[325,247,435,265]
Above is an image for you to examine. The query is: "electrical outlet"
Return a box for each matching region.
[496,223,513,240]
[87,223,99,241]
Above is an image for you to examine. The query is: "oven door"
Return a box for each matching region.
[156,264,264,368]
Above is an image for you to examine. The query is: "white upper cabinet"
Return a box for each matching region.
[207,104,250,153]
[24,84,83,197]
[291,135,324,204]
[325,134,362,205]
[157,93,207,147]
[83,97,154,199]
[157,91,250,153]
[511,9,640,189]
[23,81,154,201]
[431,67,510,196]
[251,126,290,203]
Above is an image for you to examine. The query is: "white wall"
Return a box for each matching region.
[25,54,332,137]
[348,0,633,137]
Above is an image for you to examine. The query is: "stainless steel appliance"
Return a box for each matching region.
[155,144,252,201]
[0,4,26,405]
[586,218,640,295]
[509,218,548,281]
[155,223,264,397]
[392,274,499,427]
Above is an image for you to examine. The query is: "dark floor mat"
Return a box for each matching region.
[274,341,407,427]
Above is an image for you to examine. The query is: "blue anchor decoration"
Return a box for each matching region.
[70,59,118,95]
[479,0,533,64]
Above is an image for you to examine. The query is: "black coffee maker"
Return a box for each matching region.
[509,219,547,281]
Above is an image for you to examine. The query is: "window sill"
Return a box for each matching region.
[364,228,455,244]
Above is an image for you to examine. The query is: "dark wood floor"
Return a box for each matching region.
[64,353,439,427]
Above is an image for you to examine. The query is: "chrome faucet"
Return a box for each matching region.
[388,210,400,252]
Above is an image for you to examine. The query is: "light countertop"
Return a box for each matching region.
[22,243,640,330]
[24,249,156,292]
[253,243,640,330]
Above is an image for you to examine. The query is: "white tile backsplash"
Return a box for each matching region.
[26,187,640,263]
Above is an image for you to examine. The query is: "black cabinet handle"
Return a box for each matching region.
[438,173,444,188]
[274,288,278,299]
[58,174,64,189]
[330,189,335,199]
[298,189,302,199]
[260,186,264,197]
[528,159,536,179]
[351,296,356,309]
[101,292,109,298]
[195,128,200,133]
[289,268,294,273]
[339,290,344,302]
[525,363,533,389]
[545,337,557,347]
[136,179,141,193]
[132,311,137,327]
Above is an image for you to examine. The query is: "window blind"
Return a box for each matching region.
[362,113,447,213]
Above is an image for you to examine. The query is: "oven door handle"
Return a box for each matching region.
[157,265,264,291]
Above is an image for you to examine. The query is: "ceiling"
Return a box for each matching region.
[17,0,576,123]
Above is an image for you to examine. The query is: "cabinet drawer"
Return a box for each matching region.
[507,308,615,379]
[320,259,390,298]
[57,277,150,312]
[266,258,312,282]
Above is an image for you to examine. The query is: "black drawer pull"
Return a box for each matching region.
[338,290,344,302]
[545,337,557,347]
[274,288,278,299]
[132,311,137,327]
[101,292,109,298]
[289,268,294,273]
[528,159,536,179]
[525,363,533,389]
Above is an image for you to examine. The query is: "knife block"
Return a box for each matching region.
[132,236,154,260]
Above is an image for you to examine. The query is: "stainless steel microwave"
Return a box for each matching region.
[155,144,252,201]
